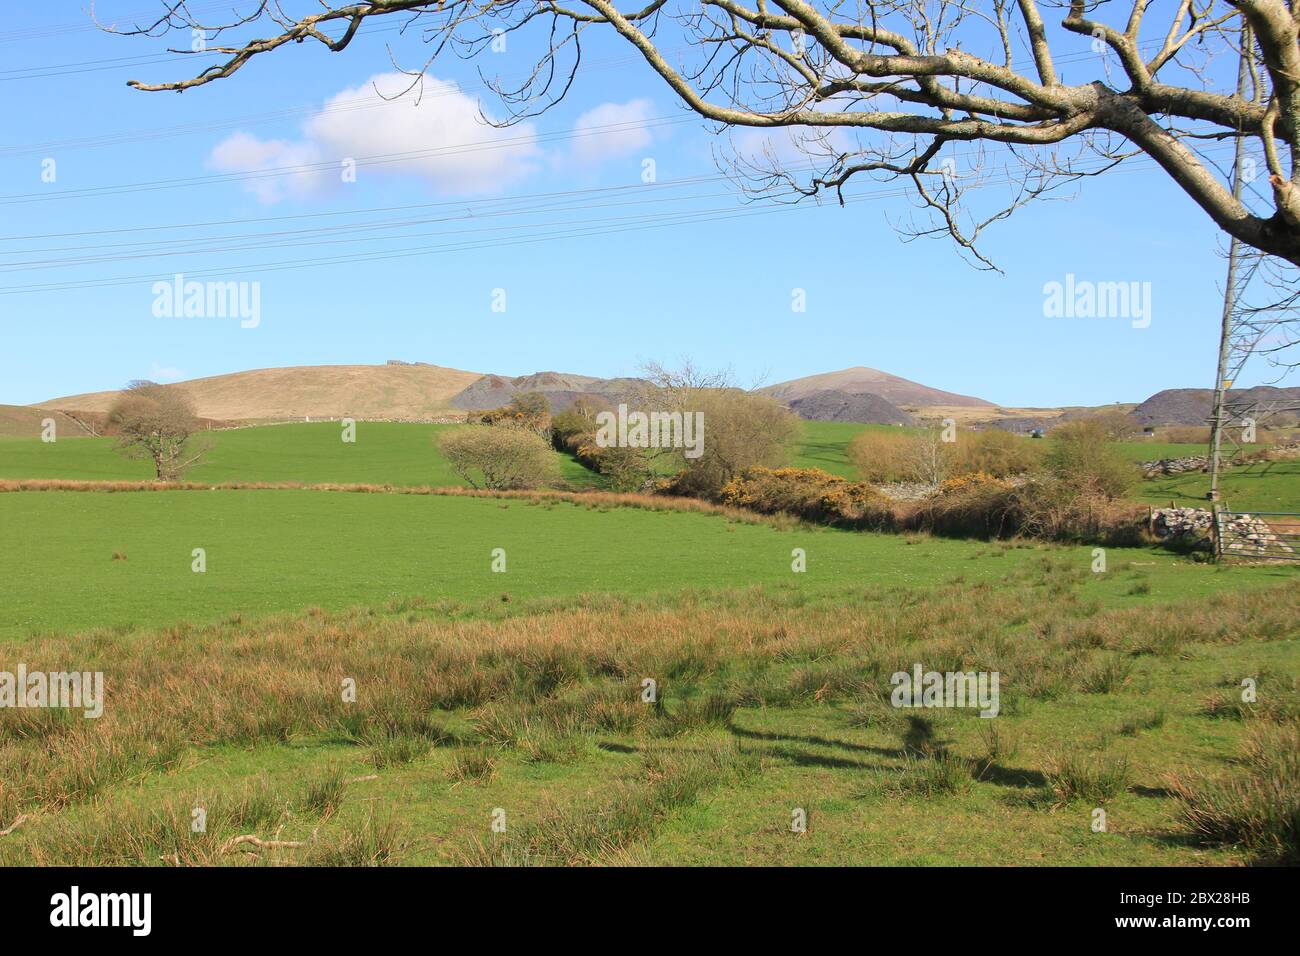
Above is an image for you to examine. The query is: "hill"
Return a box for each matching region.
[761,366,992,408]
[0,404,97,439]
[37,362,483,421]
[787,389,914,425]
[450,370,642,412]
[1131,386,1300,426]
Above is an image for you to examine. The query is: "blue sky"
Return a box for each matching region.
[0,2,1276,408]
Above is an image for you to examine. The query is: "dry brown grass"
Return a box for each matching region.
[0,405,98,439]
[0,576,1294,842]
[37,363,483,421]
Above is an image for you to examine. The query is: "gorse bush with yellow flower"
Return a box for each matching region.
[720,467,891,527]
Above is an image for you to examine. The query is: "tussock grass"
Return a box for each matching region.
[1118,709,1167,737]
[978,721,1022,764]
[463,743,757,865]
[1042,751,1131,804]
[447,747,497,784]
[300,770,348,818]
[1199,672,1300,723]
[0,770,355,866]
[1173,721,1300,864]
[368,735,429,770]
[856,751,976,800]
[845,696,899,730]
[301,812,407,867]
[0,576,1295,864]
[0,581,1293,828]
[1078,654,1135,694]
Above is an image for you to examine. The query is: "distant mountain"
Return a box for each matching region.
[37,362,483,421]
[37,360,1293,430]
[761,366,992,408]
[1131,386,1300,426]
[450,371,642,412]
[787,389,915,425]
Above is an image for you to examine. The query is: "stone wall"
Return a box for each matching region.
[1149,506,1295,557]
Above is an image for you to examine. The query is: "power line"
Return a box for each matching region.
[0,170,752,242]
[0,201,820,296]
[0,187,754,269]
[0,113,697,206]
[0,147,1221,295]
[0,1,245,44]
[0,139,1239,268]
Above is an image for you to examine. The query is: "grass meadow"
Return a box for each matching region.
[0,571,1294,866]
[0,419,1296,866]
[0,422,601,489]
[5,420,1292,510]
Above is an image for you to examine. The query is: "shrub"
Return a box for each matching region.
[591,444,654,492]
[914,473,1019,538]
[951,429,1042,477]
[1076,409,1142,441]
[935,472,1013,496]
[438,426,560,490]
[665,389,803,498]
[550,400,598,452]
[1163,425,1211,444]
[476,391,552,438]
[848,430,919,483]
[561,408,654,490]
[1012,478,1146,544]
[719,467,890,526]
[1044,419,1138,499]
[850,428,1040,486]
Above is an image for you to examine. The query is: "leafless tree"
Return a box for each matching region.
[907,427,953,485]
[106,380,208,480]
[110,1,1299,271]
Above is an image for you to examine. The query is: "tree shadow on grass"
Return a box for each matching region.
[1131,784,1177,799]
[975,762,1046,789]
[727,723,905,759]
[764,744,884,771]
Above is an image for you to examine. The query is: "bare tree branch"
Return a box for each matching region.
[108,1,1300,267]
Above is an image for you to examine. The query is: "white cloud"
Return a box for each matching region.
[568,98,657,165]
[208,132,326,204]
[207,73,540,204]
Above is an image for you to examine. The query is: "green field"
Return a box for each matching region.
[0,517,1294,866]
[1110,440,1204,462]
[8,420,1292,512]
[1136,459,1300,513]
[1,418,1296,868]
[792,421,887,476]
[0,422,601,488]
[9,488,1296,640]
